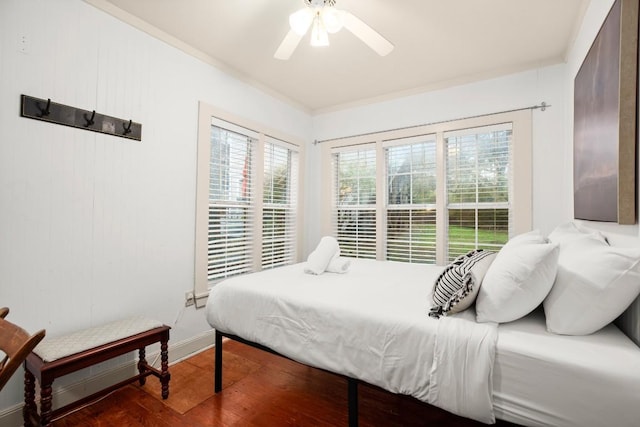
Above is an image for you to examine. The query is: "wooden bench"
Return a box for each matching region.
[22,317,170,427]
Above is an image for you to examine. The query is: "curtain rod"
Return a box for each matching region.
[313,102,550,145]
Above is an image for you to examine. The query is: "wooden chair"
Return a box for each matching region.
[0,307,45,391]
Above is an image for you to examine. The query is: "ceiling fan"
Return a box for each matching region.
[274,0,394,60]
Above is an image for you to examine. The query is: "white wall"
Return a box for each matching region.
[308,65,569,255]
[0,0,311,412]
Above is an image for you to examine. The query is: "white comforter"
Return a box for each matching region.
[206,259,497,423]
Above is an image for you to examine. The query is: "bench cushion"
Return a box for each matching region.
[33,317,163,362]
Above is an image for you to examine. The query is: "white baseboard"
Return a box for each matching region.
[0,329,215,427]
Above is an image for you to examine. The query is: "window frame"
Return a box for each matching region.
[444,123,514,261]
[384,135,438,263]
[262,137,300,269]
[194,102,305,304]
[320,110,531,265]
[206,121,257,281]
[331,144,379,259]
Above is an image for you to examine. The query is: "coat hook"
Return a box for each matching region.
[84,110,96,127]
[123,119,132,135]
[38,98,51,117]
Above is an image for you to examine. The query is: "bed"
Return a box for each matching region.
[205,228,640,427]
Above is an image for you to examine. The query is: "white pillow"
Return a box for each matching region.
[506,229,548,245]
[548,221,607,245]
[476,231,559,323]
[543,234,640,335]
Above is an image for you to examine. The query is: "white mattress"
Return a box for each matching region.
[493,309,640,427]
[206,259,640,426]
[207,259,442,400]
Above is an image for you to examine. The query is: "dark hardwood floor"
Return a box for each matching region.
[54,339,519,426]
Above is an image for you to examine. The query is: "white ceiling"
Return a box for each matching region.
[88,0,589,113]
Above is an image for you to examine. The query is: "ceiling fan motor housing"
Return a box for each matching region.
[306,0,337,7]
[276,0,394,60]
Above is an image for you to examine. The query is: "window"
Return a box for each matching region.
[194,103,303,303]
[446,124,512,261]
[321,110,531,265]
[262,139,299,269]
[332,146,377,258]
[207,123,256,281]
[385,136,437,263]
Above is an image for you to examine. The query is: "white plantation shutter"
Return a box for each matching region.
[208,121,256,281]
[262,138,298,269]
[385,136,437,263]
[195,104,305,301]
[320,110,528,269]
[332,146,377,258]
[445,123,512,261]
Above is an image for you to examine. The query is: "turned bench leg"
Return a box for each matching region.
[40,381,53,427]
[23,369,36,425]
[160,339,170,399]
[138,348,147,386]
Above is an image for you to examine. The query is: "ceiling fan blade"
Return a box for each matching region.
[274,30,304,60]
[343,11,394,56]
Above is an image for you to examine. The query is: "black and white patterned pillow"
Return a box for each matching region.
[429,249,496,318]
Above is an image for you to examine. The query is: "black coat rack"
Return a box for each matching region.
[20,95,142,141]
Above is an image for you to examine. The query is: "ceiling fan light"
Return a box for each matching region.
[321,7,344,33]
[289,8,314,36]
[310,16,329,47]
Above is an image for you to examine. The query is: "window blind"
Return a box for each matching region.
[332,147,377,258]
[208,123,256,281]
[445,124,512,261]
[262,138,298,269]
[385,136,437,263]
[195,104,305,301]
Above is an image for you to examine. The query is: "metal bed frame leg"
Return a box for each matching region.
[214,331,360,426]
[348,377,358,427]
[214,330,222,393]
